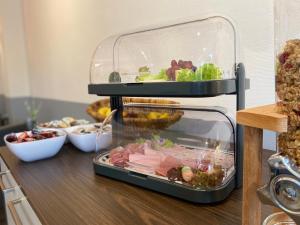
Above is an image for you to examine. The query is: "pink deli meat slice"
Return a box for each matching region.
[155,155,181,177]
[125,143,144,154]
[109,141,234,177]
[109,147,129,167]
[129,153,162,169]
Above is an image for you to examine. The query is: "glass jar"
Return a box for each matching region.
[262,212,295,225]
[275,0,300,166]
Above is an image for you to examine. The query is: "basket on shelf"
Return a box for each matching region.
[86,98,184,130]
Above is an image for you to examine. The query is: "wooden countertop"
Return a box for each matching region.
[0,145,244,225]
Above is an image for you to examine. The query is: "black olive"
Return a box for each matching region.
[109,72,121,83]
[6,134,17,143]
[32,128,41,134]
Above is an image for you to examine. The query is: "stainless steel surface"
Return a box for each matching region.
[7,198,26,225]
[95,109,117,152]
[0,171,7,191]
[0,171,19,193]
[258,153,300,224]
[270,175,300,215]
[100,109,117,132]
[268,154,300,179]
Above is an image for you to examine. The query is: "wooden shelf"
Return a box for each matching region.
[237,104,288,132]
[237,104,289,225]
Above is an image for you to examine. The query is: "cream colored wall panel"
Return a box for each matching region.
[0,0,30,98]
[0,33,5,96]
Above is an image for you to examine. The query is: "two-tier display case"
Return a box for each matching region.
[88,16,249,203]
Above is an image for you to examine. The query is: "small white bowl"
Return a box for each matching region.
[67,123,112,152]
[4,130,66,162]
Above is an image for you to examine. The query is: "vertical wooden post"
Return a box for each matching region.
[242,126,263,225]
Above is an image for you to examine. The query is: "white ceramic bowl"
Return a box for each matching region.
[4,130,66,162]
[67,123,112,152]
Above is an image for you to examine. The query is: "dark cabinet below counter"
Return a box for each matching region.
[0,144,244,225]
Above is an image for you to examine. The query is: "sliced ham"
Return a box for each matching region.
[109,140,234,177]
[125,143,144,154]
[181,158,198,169]
[129,153,162,168]
[155,155,181,176]
[143,143,167,161]
[143,143,158,155]
[109,147,128,167]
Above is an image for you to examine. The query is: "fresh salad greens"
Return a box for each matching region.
[152,135,174,148]
[136,135,174,149]
[163,139,174,148]
[135,69,168,82]
[135,60,223,82]
[175,63,222,82]
[136,138,146,144]
[175,69,197,82]
[196,63,222,80]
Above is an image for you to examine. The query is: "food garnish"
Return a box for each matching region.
[72,125,111,134]
[39,117,89,128]
[135,60,222,82]
[6,130,59,143]
[109,71,121,83]
[175,68,197,82]
[181,166,194,182]
[166,59,196,81]
[135,68,168,82]
[195,63,222,80]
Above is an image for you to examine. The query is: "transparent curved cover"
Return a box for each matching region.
[90,16,236,84]
[96,104,235,190]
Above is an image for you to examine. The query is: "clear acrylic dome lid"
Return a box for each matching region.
[90,16,237,84]
[95,105,236,190]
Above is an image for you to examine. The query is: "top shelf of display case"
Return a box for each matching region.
[88,16,249,97]
[88,76,249,97]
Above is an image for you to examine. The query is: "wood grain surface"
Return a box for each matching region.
[0,145,273,225]
[237,104,288,132]
[242,127,263,225]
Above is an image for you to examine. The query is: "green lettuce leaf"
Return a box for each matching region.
[195,63,222,80]
[175,69,197,82]
[135,69,168,82]
[162,139,174,148]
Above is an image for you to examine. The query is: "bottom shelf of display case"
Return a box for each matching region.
[93,152,236,204]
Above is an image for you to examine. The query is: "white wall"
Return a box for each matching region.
[0,0,31,122]
[0,0,30,98]
[0,27,4,96]
[23,0,275,105]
